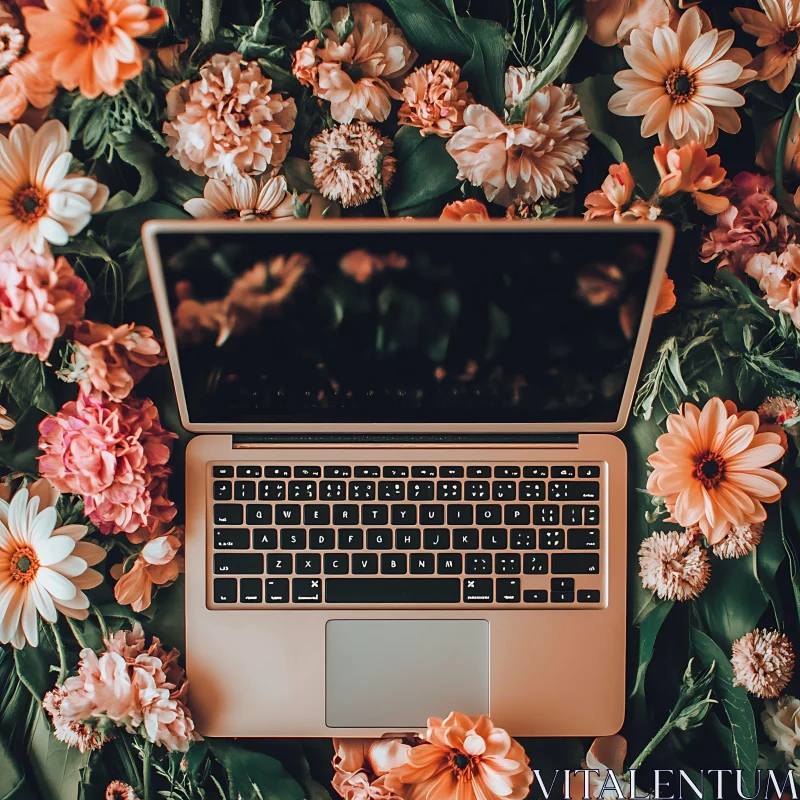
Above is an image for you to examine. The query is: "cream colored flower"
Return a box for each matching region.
[746,243,800,329]
[398,60,472,138]
[0,404,14,436]
[763,696,800,759]
[504,66,537,108]
[732,628,795,698]
[184,174,294,220]
[711,522,764,558]
[639,530,710,601]
[653,141,730,213]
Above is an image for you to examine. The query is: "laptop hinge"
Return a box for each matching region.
[232,433,579,447]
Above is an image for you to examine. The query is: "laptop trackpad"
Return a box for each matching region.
[325,620,489,728]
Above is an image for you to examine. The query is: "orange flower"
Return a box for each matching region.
[646,397,787,544]
[23,0,167,99]
[398,60,473,138]
[654,141,730,214]
[385,712,532,800]
[332,737,411,800]
[584,0,676,46]
[655,274,676,315]
[439,199,490,222]
[583,162,635,221]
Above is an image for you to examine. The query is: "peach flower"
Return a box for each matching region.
[638,529,710,600]
[0,249,89,360]
[184,174,294,220]
[164,53,296,180]
[446,85,590,206]
[654,141,730,214]
[646,397,787,544]
[385,712,532,800]
[584,162,637,222]
[757,114,800,176]
[711,522,764,558]
[332,738,412,800]
[585,0,677,46]
[504,66,537,108]
[746,243,800,329]
[655,274,677,315]
[439,199,490,222]
[398,60,473,138]
[732,628,795,698]
[763,696,800,758]
[339,250,407,283]
[568,736,644,799]
[23,0,167,98]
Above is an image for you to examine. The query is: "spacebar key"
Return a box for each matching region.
[326,578,460,603]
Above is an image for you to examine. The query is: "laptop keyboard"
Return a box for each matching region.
[209,463,604,608]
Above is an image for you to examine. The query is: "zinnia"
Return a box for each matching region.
[332,737,412,800]
[732,628,795,698]
[0,249,90,360]
[398,60,473,138]
[653,141,730,214]
[0,120,108,254]
[646,397,787,544]
[385,712,532,800]
[23,0,167,98]
[446,84,590,206]
[184,174,294,220]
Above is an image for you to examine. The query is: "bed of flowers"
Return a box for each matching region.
[0,0,797,798]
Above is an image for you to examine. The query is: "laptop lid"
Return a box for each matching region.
[142,219,673,435]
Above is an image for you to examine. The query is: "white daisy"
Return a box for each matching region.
[184,174,294,220]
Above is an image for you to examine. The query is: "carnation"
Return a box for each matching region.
[732,628,795,698]
[711,523,764,559]
[639,530,710,601]
[398,60,473,138]
[38,393,177,535]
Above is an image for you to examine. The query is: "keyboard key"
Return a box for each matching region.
[367,529,392,549]
[214,529,249,549]
[234,481,256,501]
[463,578,493,602]
[362,505,388,525]
[523,589,548,603]
[549,481,600,502]
[379,481,405,501]
[552,592,575,603]
[511,530,537,549]
[476,505,502,525]
[265,578,289,603]
[481,529,508,549]
[519,481,545,501]
[214,504,243,525]
[533,505,559,525]
[237,466,261,478]
[324,466,351,478]
[465,481,489,501]
[214,553,263,575]
[447,505,474,525]
[320,481,345,501]
[355,466,380,477]
[523,553,549,574]
[293,578,322,603]
[467,466,491,477]
[568,529,600,549]
[437,481,461,501]
[453,529,478,550]
[552,553,600,574]
[579,466,601,478]
[494,466,521,478]
[466,554,492,574]
[338,529,364,549]
[333,504,359,525]
[492,482,516,501]
[267,553,292,574]
[412,466,436,477]
[296,553,321,574]
[326,578,460,603]
[578,590,601,603]
[294,466,321,478]
[280,529,306,549]
[214,578,237,603]
[349,481,375,501]
[437,553,462,574]
[263,466,291,478]
[408,481,434,501]
[246,505,272,525]
[395,529,421,549]
[383,466,409,478]
[213,465,233,478]
[410,553,435,574]
[391,505,417,525]
[381,554,407,574]
[504,505,530,525]
[440,466,464,478]
[324,554,349,574]
[562,505,583,525]
[352,554,378,574]
[290,481,316,501]
[253,528,277,549]
[423,529,450,549]
[420,505,445,525]
[539,529,565,550]
[240,578,262,603]
[495,554,520,574]
[585,506,601,525]
[303,505,330,525]
[213,481,232,500]
[275,504,301,525]
[259,481,286,500]
[523,466,548,478]
[552,466,576,478]
[497,578,521,602]
[309,528,335,549]
[551,577,575,592]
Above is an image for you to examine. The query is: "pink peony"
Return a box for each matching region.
[700,172,792,273]
[0,249,89,360]
[37,393,176,535]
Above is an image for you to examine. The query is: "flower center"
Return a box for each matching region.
[665,68,696,104]
[337,148,362,172]
[76,4,110,44]
[0,23,24,73]
[11,185,48,224]
[10,546,39,584]
[448,750,476,780]
[694,451,725,488]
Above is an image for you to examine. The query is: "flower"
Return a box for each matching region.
[384,712,533,800]
[646,397,787,544]
[23,0,166,98]
[584,162,637,222]
[504,66,537,108]
[332,737,412,800]
[567,736,644,799]
[339,250,407,283]
[732,628,795,698]
[608,7,756,147]
[163,53,296,180]
[757,114,800,176]
[654,141,730,213]
[745,244,800,329]
[700,172,791,272]
[759,396,800,425]
[42,685,106,752]
[0,404,14,436]
[655,274,677,315]
[38,392,177,536]
[0,249,89,360]
[0,484,105,648]
[112,525,183,613]
[62,320,165,402]
[711,522,764,558]
[446,84,590,206]
[763,696,800,759]
[585,0,677,47]
[638,529,710,600]
[439,199,490,222]
[733,0,800,93]
[0,120,108,254]
[292,3,416,124]
[105,782,139,800]
[310,122,395,208]
[398,60,472,138]
[184,174,294,220]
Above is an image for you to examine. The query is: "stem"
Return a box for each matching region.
[628,716,674,771]
[50,623,68,686]
[116,736,141,794]
[142,738,153,800]
[66,617,88,650]
[773,92,800,209]
[92,604,109,642]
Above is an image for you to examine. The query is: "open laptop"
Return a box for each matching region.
[142,219,673,737]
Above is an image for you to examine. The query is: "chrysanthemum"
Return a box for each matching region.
[711,522,764,558]
[646,397,787,544]
[310,122,395,208]
[732,628,795,698]
[398,60,473,138]
[608,8,756,146]
[0,120,108,254]
[184,175,294,221]
[0,484,105,648]
[639,530,710,601]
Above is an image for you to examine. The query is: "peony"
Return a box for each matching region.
[646,397,787,544]
[292,3,416,124]
[38,393,176,535]
[439,199,490,222]
[446,84,590,206]
[732,628,795,698]
[654,141,730,214]
[763,696,800,759]
[639,530,710,601]
[0,249,89,360]
[184,174,294,220]
[585,0,677,47]
[164,53,296,180]
[398,60,473,138]
[23,0,167,98]
[746,243,800,329]
[332,737,412,800]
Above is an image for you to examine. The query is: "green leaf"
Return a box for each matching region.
[756,512,787,623]
[209,740,305,800]
[690,629,758,796]
[0,734,27,800]
[384,0,471,58]
[527,14,587,96]
[13,625,59,702]
[102,134,159,212]
[28,706,89,800]
[630,598,673,699]
[456,17,508,112]
[389,128,459,212]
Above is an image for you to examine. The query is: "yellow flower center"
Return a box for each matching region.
[665,68,696,104]
[448,750,477,781]
[10,546,39,585]
[694,451,725,489]
[11,185,48,224]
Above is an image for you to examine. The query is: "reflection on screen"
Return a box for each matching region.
[155,228,660,424]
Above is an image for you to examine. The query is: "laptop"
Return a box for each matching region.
[142,219,673,737]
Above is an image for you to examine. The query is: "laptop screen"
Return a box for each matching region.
[150,225,664,426]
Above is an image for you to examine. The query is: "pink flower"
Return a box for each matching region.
[398,60,473,138]
[585,0,677,47]
[332,738,412,800]
[0,249,89,360]
[746,243,800,329]
[37,393,177,535]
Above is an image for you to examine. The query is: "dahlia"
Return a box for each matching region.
[732,628,795,698]
[446,84,590,206]
[0,249,90,360]
[711,522,764,558]
[184,174,294,220]
[639,530,710,601]
[584,162,637,222]
[310,122,395,208]
[608,7,756,147]
[164,53,296,180]
[439,199,490,222]
[646,397,787,544]
[38,393,177,535]
[398,60,473,138]
[332,738,412,800]
[654,141,730,214]
[763,696,800,759]
[745,244,800,329]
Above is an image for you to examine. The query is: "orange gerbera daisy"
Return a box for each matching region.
[23,0,167,99]
[647,397,787,544]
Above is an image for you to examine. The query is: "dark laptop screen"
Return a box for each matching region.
[153,227,662,425]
